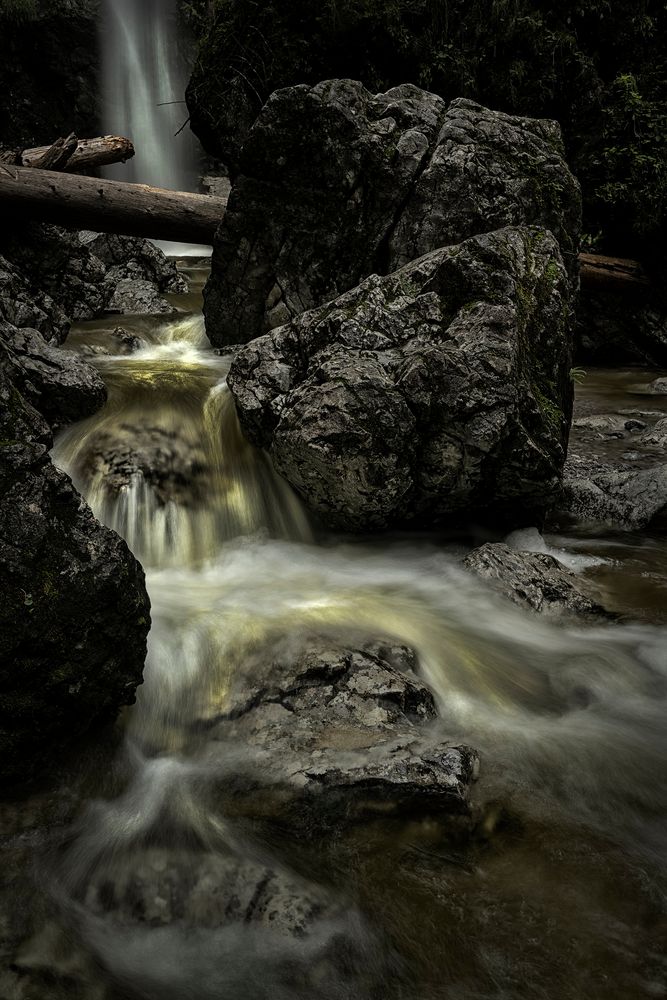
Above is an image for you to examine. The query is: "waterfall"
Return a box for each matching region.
[101,0,199,192]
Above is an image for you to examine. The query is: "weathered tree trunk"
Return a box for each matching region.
[21,135,136,172]
[579,253,650,292]
[31,132,79,171]
[0,166,225,244]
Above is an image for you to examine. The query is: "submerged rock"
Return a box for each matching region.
[204,81,580,347]
[0,344,150,784]
[228,226,573,531]
[463,543,610,619]
[204,638,477,833]
[81,424,210,507]
[21,844,385,1000]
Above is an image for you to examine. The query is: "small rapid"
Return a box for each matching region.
[44,274,667,1000]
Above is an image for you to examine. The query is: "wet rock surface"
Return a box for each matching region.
[0,343,150,785]
[228,226,573,531]
[463,542,610,619]
[106,278,174,315]
[1,322,106,430]
[204,637,477,832]
[559,456,667,531]
[388,98,580,277]
[554,370,667,532]
[205,82,580,348]
[0,252,72,344]
[81,424,210,506]
[0,225,186,346]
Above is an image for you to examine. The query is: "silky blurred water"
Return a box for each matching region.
[43,273,667,999]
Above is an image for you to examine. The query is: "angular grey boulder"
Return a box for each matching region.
[105,278,174,316]
[228,226,573,531]
[0,225,187,345]
[560,454,667,531]
[0,253,72,344]
[462,542,609,619]
[1,322,106,430]
[204,638,477,833]
[205,82,580,347]
[389,98,581,277]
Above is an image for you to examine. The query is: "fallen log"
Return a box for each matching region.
[0,166,225,244]
[0,163,655,271]
[31,132,79,171]
[21,135,136,173]
[579,252,650,292]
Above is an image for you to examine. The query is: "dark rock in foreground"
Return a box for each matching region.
[204,638,477,833]
[228,226,573,531]
[463,543,610,619]
[0,344,150,784]
[205,81,580,347]
[53,846,382,1000]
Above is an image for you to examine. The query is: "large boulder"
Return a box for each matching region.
[204,81,580,348]
[0,344,150,784]
[388,98,580,276]
[228,226,573,531]
[0,253,72,344]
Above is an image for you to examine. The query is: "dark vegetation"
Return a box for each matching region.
[0,0,99,148]
[187,0,667,263]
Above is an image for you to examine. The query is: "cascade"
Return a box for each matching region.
[42,269,667,999]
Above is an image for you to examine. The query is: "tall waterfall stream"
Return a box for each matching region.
[8,265,660,999]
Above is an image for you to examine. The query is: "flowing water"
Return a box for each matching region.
[100,0,211,255]
[28,271,667,999]
[101,0,198,192]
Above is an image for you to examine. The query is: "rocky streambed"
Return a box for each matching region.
[0,256,665,1000]
[1,80,666,1000]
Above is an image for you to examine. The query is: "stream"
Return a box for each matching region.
[8,264,666,999]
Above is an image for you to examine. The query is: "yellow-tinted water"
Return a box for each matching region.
[38,275,667,1000]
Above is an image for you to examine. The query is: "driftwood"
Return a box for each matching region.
[21,134,136,173]
[579,253,650,292]
[31,132,79,171]
[0,165,225,244]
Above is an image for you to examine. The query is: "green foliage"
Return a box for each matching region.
[179,0,213,38]
[569,366,587,384]
[191,0,667,260]
[590,72,667,243]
